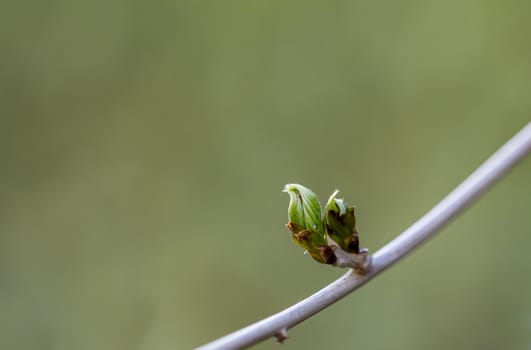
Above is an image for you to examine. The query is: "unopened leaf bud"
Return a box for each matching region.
[324,190,360,254]
[283,184,335,264]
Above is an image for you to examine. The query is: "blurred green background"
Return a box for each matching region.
[1,1,530,349]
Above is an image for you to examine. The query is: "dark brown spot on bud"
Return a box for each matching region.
[319,246,337,265]
[345,232,360,253]
[295,229,312,241]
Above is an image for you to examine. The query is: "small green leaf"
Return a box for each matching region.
[283,184,323,233]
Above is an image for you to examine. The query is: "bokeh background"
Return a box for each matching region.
[1,1,530,349]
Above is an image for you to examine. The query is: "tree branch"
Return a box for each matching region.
[196,122,531,350]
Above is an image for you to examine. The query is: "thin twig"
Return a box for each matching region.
[196,122,531,350]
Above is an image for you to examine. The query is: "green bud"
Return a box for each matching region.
[283,184,335,264]
[324,190,360,254]
[284,184,323,233]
